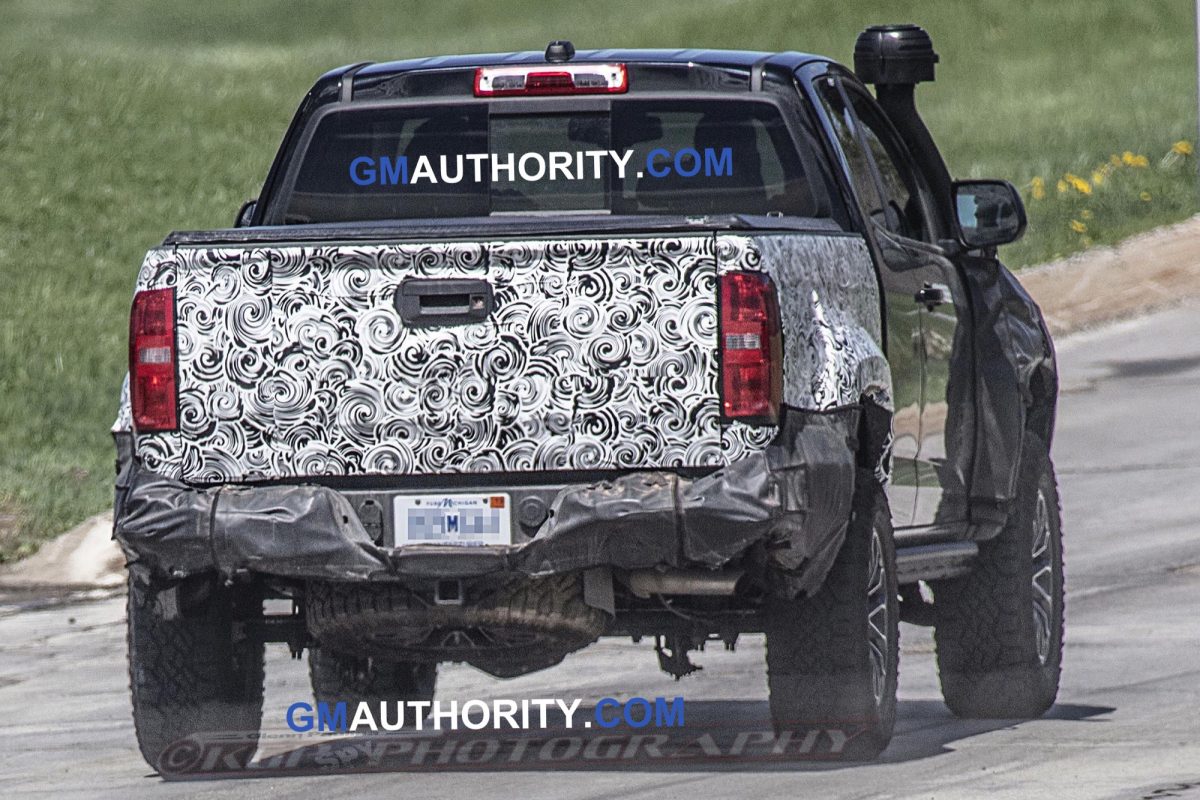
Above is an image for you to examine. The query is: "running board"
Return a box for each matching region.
[895,541,978,584]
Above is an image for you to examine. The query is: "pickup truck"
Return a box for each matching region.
[113,25,1063,769]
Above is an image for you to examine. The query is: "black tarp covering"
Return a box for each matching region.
[514,408,858,596]
[113,408,860,597]
[961,256,1058,516]
[114,456,391,581]
[930,256,1058,531]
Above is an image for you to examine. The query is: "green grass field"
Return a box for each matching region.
[0,0,1196,560]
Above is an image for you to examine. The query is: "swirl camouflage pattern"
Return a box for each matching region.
[718,234,890,413]
[122,232,887,482]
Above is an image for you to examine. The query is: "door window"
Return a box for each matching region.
[816,77,931,242]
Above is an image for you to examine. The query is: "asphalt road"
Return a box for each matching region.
[5,303,1200,799]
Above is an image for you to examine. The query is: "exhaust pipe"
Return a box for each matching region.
[625,568,743,598]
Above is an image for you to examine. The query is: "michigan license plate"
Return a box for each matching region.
[393,493,512,547]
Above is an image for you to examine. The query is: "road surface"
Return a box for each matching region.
[4,303,1200,799]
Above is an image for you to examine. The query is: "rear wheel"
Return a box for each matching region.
[764,469,899,760]
[932,433,1064,718]
[309,648,436,712]
[127,574,264,773]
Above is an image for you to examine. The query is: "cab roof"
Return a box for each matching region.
[340,48,827,83]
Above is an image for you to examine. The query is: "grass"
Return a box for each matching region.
[0,0,1197,560]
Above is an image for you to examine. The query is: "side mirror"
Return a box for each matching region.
[953,180,1026,250]
[235,199,257,228]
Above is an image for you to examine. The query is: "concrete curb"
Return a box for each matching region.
[0,511,123,590]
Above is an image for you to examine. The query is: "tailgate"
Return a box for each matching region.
[168,235,725,481]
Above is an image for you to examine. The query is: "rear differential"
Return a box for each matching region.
[305,575,608,678]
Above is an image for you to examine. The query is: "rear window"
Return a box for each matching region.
[275,99,830,223]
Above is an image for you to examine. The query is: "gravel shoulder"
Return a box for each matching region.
[1018,214,1200,336]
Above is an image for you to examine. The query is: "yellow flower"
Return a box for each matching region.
[1064,173,1092,194]
[1172,140,1194,156]
[1069,219,1087,233]
[1081,209,1094,219]
[1091,170,1105,186]
[1140,191,1153,202]
[1030,176,1046,200]
[1122,151,1149,168]
[1056,179,1069,194]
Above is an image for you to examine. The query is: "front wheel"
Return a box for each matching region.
[932,433,1064,718]
[764,469,899,760]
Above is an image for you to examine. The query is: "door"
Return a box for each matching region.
[815,75,967,529]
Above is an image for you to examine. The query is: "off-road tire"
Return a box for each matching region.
[306,574,607,678]
[932,433,1064,718]
[764,469,899,760]
[127,574,264,773]
[309,647,436,712]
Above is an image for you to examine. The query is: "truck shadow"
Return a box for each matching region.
[159,699,1115,780]
[874,699,1113,766]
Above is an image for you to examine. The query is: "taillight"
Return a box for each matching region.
[474,63,628,96]
[129,288,178,432]
[719,271,782,424]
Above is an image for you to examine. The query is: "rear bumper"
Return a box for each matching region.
[114,408,862,597]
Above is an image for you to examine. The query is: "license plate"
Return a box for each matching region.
[393,493,512,547]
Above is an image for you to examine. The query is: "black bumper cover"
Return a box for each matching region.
[114,408,862,597]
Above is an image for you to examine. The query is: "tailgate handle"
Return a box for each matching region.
[396,278,494,326]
